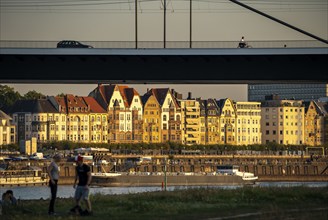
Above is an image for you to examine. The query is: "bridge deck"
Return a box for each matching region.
[1,48,327,83]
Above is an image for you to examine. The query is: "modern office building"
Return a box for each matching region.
[248,84,328,101]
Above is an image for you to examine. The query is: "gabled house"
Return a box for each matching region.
[89,84,143,143]
[49,94,90,143]
[141,93,162,143]
[199,99,220,145]
[217,98,237,145]
[82,97,108,143]
[0,110,15,145]
[304,100,327,146]
[145,88,182,143]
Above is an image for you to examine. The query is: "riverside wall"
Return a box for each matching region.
[6,155,328,185]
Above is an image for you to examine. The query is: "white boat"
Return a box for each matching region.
[92,172,121,177]
[216,165,258,182]
[91,165,121,178]
[236,171,259,181]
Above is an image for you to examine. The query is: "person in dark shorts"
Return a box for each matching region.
[47,154,61,215]
[70,155,92,216]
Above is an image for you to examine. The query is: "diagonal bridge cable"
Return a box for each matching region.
[229,0,328,44]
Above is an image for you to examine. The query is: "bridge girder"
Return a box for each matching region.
[0,48,327,83]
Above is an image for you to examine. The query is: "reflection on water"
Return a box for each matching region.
[1,182,327,200]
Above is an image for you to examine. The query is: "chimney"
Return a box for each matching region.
[188,92,192,99]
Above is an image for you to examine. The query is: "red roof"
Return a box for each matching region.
[89,84,140,109]
[55,94,89,113]
[82,97,106,113]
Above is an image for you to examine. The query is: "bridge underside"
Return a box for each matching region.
[0,48,327,83]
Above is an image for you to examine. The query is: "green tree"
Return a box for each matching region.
[57,93,66,97]
[23,90,46,100]
[0,85,22,112]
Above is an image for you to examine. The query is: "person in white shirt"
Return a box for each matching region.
[47,154,61,215]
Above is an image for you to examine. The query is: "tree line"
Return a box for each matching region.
[2,141,327,154]
[0,85,65,113]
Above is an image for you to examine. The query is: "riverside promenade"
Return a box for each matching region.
[3,154,327,186]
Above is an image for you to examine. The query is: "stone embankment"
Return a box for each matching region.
[4,155,328,185]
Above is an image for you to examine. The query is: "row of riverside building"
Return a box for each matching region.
[1,85,328,147]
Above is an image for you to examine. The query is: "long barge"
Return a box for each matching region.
[92,173,255,187]
[91,165,258,187]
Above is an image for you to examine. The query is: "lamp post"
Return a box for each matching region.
[164,156,167,191]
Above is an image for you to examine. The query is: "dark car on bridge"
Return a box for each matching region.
[56,40,93,48]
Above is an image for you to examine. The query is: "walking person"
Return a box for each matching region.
[70,155,92,216]
[47,154,61,215]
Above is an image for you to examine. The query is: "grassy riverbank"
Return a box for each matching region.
[2,186,328,220]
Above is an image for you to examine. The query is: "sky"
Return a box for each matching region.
[3,84,249,101]
[0,0,327,101]
[1,0,327,41]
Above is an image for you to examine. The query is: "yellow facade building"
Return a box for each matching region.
[53,95,91,143]
[142,92,162,143]
[217,98,237,145]
[0,110,15,145]
[234,101,262,145]
[89,84,143,143]
[261,95,304,145]
[199,99,220,145]
[145,88,182,143]
[180,95,201,145]
[304,101,327,146]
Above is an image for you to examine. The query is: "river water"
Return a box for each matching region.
[1,182,327,200]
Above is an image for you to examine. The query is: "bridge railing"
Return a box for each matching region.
[0,40,327,48]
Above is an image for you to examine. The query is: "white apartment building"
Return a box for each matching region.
[234,101,262,145]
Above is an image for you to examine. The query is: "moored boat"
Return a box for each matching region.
[0,170,49,187]
[216,165,258,183]
[92,172,122,177]
[91,165,122,178]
